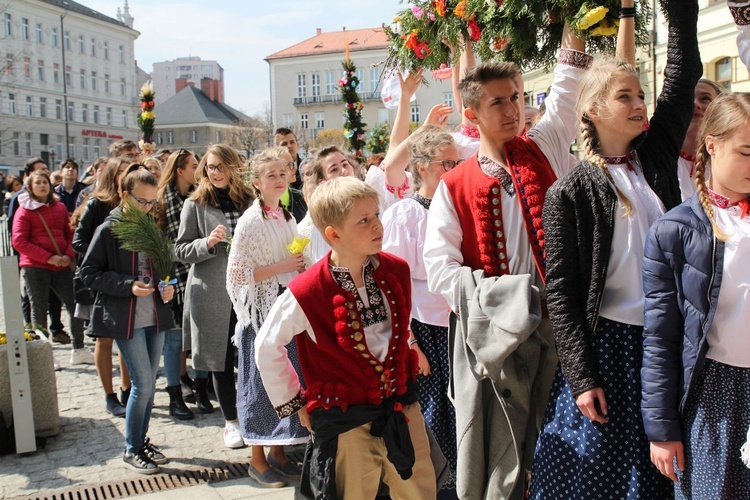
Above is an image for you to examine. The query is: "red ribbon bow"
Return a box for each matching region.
[739,199,750,219]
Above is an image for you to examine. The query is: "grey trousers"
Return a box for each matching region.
[22,266,85,349]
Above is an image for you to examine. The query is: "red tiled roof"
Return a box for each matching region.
[266,27,388,61]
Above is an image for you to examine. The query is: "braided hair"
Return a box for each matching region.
[693,92,750,241]
[576,57,642,216]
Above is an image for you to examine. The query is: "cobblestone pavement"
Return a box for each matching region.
[0,273,302,499]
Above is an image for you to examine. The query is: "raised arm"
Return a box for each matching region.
[526,22,591,178]
[729,1,750,70]
[617,0,637,66]
[382,70,423,191]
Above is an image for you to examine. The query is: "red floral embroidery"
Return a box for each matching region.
[508,147,547,277]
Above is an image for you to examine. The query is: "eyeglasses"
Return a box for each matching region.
[206,164,225,173]
[429,159,463,171]
[130,193,158,209]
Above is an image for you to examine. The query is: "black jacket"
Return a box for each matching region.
[286,187,308,223]
[541,0,702,397]
[80,206,175,340]
[73,197,115,257]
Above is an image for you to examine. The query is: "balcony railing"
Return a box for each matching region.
[293,92,381,106]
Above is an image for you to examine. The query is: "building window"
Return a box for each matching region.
[103,41,109,60]
[26,96,32,116]
[65,66,71,86]
[36,23,42,43]
[311,73,321,98]
[12,133,20,156]
[119,45,124,63]
[23,57,30,78]
[40,97,47,118]
[443,92,453,108]
[68,138,75,158]
[90,37,96,56]
[378,107,389,124]
[120,78,125,96]
[370,67,380,92]
[79,69,85,89]
[53,63,59,83]
[283,114,293,128]
[3,13,11,36]
[297,74,306,98]
[83,139,89,161]
[121,110,127,128]
[56,135,63,158]
[315,111,325,129]
[64,31,70,51]
[93,105,99,124]
[55,99,62,119]
[300,113,309,129]
[356,69,364,88]
[94,139,101,157]
[326,71,336,95]
[51,27,58,47]
[106,107,112,126]
[40,134,48,148]
[156,132,162,145]
[104,74,110,93]
[37,60,44,81]
[67,101,74,122]
[78,34,84,54]
[91,71,97,91]
[81,103,88,123]
[189,130,197,143]
[8,93,15,114]
[25,133,32,157]
[21,18,28,40]
[410,106,420,123]
[716,57,732,89]
[167,131,174,145]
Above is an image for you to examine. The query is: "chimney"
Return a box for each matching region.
[316,28,321,35]
[342,26,346,31]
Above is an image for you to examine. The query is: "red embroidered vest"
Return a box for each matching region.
[442,136,557,281]
[287,252,419,413]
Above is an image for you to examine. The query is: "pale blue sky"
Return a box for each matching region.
[85,0,404,116]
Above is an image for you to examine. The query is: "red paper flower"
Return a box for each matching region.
[434,0,446,17]
[467,16,481,41]
[414,41,432,59]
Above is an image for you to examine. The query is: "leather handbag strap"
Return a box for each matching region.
[35,210,64,256]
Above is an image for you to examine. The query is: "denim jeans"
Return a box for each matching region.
[22,267,84,348]
[116,326,165,453]
[163,329,182,387]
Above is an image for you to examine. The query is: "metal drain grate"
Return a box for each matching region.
[15,462,250,500]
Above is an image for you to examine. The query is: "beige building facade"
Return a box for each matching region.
[266,27,459,151]
[0,0,140,174]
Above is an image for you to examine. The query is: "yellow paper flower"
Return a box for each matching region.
[590,18,619,37]
[287,236,311,255]
[454,0,468,19]
[576,6,609,31]
[141,110,155,120]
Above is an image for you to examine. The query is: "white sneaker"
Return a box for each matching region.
[223,421,244,449]
[70,348,95,365]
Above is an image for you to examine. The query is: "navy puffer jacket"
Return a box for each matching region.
[641,194,724,443]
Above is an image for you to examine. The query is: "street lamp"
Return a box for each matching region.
[49,149,57,169]
[59,5,70,157]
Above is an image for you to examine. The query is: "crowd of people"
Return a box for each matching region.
[4,0,750,498]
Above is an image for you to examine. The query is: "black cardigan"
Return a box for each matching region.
[542,0,703,397]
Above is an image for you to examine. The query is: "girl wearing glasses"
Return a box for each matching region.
[174,144,254,450]
[381,125,459,493]
[80,165,176,473]
[72,156,133,417]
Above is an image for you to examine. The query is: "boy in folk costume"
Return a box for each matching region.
[255,177,435,499]
[423,23,590,499]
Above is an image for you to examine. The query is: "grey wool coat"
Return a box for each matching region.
[451,269,555,500]
[174,198,235,372]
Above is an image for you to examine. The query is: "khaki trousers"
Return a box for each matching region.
[334,402,436,499]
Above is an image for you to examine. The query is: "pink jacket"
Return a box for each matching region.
[12,197,75,271]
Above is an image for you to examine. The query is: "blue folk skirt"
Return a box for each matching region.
[676,358,750,499]
[529,317,672,499]
[412,318,457,490]
[236,321,309,446]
